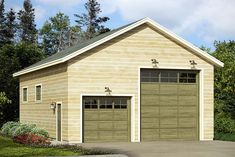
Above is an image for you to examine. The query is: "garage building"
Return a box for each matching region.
[13,18,223,143]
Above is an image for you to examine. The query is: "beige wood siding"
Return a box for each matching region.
[19,63,68,140]
[67,24,214,142]
[19,23,214,142]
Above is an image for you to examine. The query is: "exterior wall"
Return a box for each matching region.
[67,24,214,142]
[19,63,68,140]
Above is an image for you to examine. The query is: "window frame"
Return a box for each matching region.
[140,69,198,84]
[35,84,42,103]
[22,86,28,103]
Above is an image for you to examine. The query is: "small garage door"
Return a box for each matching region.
[141,69,199,141]
[83,96,131,142]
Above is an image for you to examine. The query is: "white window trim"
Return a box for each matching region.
[22,86,28,103]
[35,84,42,103]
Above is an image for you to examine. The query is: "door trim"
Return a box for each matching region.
[80,94,135,143]
[138,66,204,141]
[56,102,62,141]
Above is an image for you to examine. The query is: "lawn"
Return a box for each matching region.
[0,136,81,157]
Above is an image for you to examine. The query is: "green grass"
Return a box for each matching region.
[214,133,235,142]
[0,136,81,157]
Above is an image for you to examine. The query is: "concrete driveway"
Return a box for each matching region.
[81,141,235,157]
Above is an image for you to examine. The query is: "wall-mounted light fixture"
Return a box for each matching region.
[50,102,56,113]
[189,60,197,69]
[151,59,158,68]
[105,87,112,96]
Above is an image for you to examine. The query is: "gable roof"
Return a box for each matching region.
[13,17,224,77]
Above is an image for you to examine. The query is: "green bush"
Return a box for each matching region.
[31,127,49,138]
[1,121,49,138]
[215,113,235,134]
[12,123,37,137]
[1,121,20,136]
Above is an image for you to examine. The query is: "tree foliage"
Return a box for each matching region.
[213,41,235,117]
[0,43,44,125]
[5,8,16,44]
[0,0,6,46]
[40,12,80,56]
[17,0,37,43]
[75,0,110,40]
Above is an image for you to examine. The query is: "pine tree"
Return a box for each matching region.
[5,8,16,44]
[0,0,6,46]
[18,0,37,43]
[74,0,110,40]
[40,12,80,56]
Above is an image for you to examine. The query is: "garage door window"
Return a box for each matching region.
[84,98,98,109]
[141,69,159,82]
[179,72,196,83]
[141,70,197,83]
[114,99,127,109]
[100,99,113,109]
[160,71,178,83]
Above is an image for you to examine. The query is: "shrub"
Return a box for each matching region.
[13,133,51,146]
[1,121,49,138]
[31,127,49,138]
[1,121,20,136]
[215,113,235,134]
[12,123,37,137]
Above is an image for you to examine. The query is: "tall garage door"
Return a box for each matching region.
[141,69,199,141]
[83,96,131,142]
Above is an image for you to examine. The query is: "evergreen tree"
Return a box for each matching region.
[18,0,37,43]
[5,8,16,44]
[40,12,80,55]
[0,0,6,46]
[74,0,110,40]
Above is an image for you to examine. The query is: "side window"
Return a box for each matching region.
[22,87,28,103]
[35,84,42,102]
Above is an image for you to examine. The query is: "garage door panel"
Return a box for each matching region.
[160,106,177,117]
[114,121,128,130]
[142,118,160,129]
[84,121,98,130]
[178,128,197,139]
[160,96,177,106]
[99,121,113,130]
[84,131,98,141]
[141,129,159,141]
[141,95,159,105]
[114,111,128,120]
[160,129,177,139]
[84,111,99,120]
[142,106,159,117]
[160,118,178,128]
[84,96,130,142]
[179,106,197,117]
[99,111,113,120]
[99,131,113,141]
[160,84,178,95]
[141,84,159,94]
[179,118,197,128]
[113,131,128,141]
[178,85,197,96]
[178,96,197,106]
